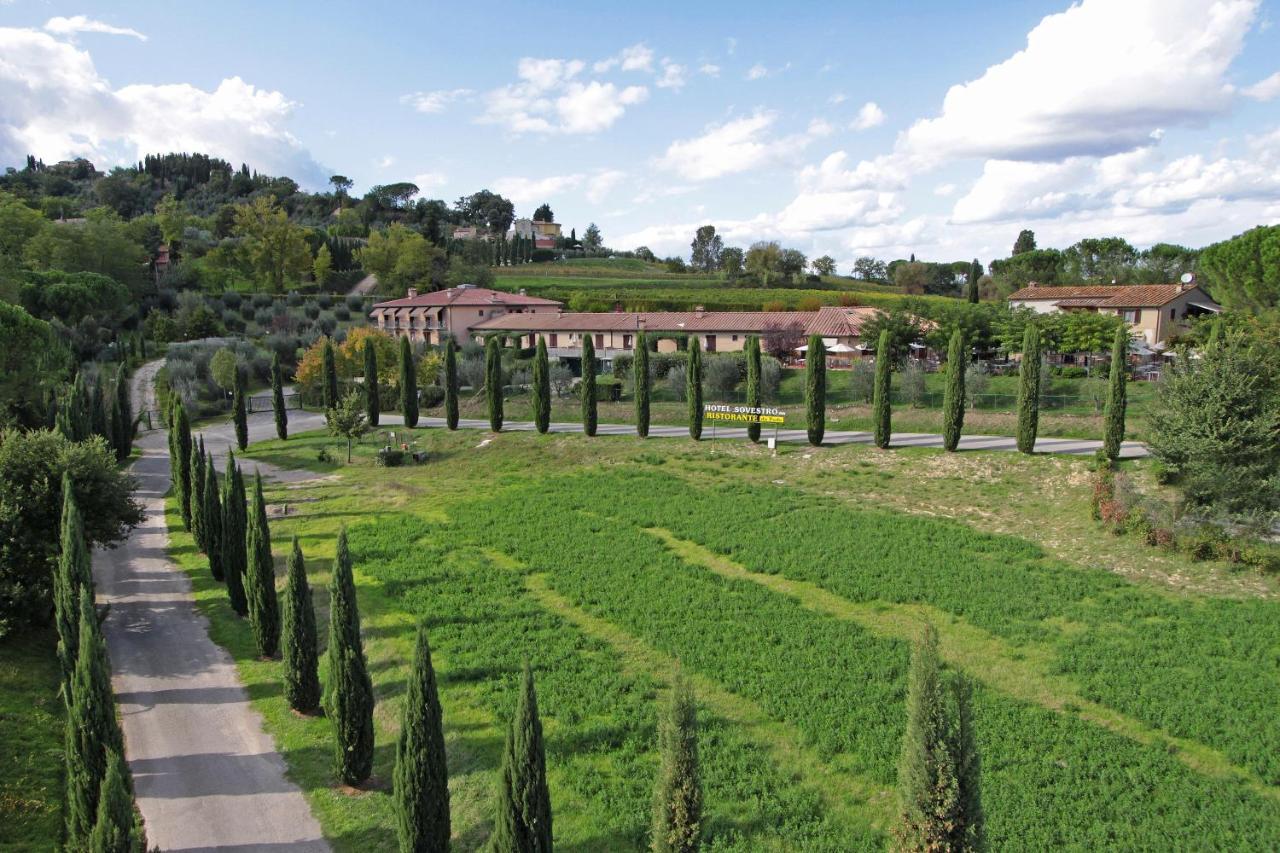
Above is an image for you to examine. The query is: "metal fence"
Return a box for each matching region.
[137,393,304,432]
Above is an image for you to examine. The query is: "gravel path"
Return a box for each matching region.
[94,363,328,852]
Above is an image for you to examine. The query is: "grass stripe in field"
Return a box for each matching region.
[648,528,1280,802]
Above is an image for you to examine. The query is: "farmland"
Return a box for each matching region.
[165,427,1280,850]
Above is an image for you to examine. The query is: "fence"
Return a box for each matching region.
[137,392,303,432]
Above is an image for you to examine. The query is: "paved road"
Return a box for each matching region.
[95,362,328,852]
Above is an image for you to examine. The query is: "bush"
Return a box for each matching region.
[305,302,321,320]
[1054,365,1089,378]
[376,448,405,467]
[667,365,687,401]
[334,306,351,322]
[254,306,275,327]
[222,291,243,310]
[420,385,445,408]
[531,248,557,263]
[318,313,337,335]
[317,293,333,310]
[346,294,365,312]
[850,359,875,403]
[252,293,273,309]
[760,357,782,402]
[705,355,742,399]
[287,290,304,307]
[900,360,927,407]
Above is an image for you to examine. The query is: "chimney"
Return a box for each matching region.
[406,287,418,298]
[694,305,705,318]
[519,288,527,296]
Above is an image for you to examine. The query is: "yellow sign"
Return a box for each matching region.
[703,405,786,425]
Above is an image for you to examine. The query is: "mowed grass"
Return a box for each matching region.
[168,427,1280,850]
[0,627,64,849]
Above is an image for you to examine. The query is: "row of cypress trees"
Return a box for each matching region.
[54,367,134,461]
[54,477,148,850]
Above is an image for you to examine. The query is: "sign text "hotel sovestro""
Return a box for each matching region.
[703,404,786,424]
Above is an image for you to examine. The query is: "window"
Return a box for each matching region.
[1170,308,1176,319]
[595,333,605,348]
[623,334,633,349]
[549,333,558,347]
[706,335,717,352]
[731,335,738,341]
[479,310,485,316]
[1121,309,1140,323]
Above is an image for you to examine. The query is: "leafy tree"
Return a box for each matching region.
[282,535,320,713]
[330,175,354,207]
[634,331,650,438]
[989,248,1063,294]
[853,256,889,282]
[326,527,375,786]
[313,243,333,289]
[221,454,249,617]
[245,472,280,658]
[583,223,603,253]
[322,339,340,412]
[1012,229,1037,255]
[400,335,419,429]
[454,190,516,235]
[894,262,930,295]
[232,369,248,451]
[394,624,451,851]
[491,662,553,852]
[805,335,825,446]
[811,255,837,276]
[1062,237,1139,284]
[719,246,744,281]
[1102,327,1128,462]
[966,260,981,304]
[1197,224,1280,311]
[362,338,379,427]
[894,623,984,852]
[1016,324,1041,454]
[745,336,762,443]
[0,303,60,428]
[88,748,146,853]
[444,337,460,431]
[233,195,313,293]
[203,452,223,582]
[690,225,723,273]
[778,248,808,283]
[532,336,551,434]
[486,336,504,432]
[210,348,240,394]
[942,331,967,452]
[54,475,92,682]
[532,203,554,223]
[271,353,288,441]
[745,241,783,287]
[327,391,370,463]
[687,338,703,440]
[651,675,702,853]
[873,331,893,449]
[581,336,597,437]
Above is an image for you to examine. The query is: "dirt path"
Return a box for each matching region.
[94,365,328,851]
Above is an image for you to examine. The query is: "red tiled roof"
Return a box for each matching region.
[370,286,562,310]
[1008,284,1206,308]
[807,306,883,337]
[472,311,819,334]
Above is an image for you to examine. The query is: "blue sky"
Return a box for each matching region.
[2,0,1279,269]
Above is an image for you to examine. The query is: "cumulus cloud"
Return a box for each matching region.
[585,169,627,204]
[480,56,648,134]
[493,168,626,205]
[594,43,654,73]
[657,111,830,181]
[400,88,472,113]
[851,101,885,131]
[656,61,687,90]
[699,63,721,77]
[1243,71,1280,101]
[44,15,146,41]
[410,172,448,192]
[0,27,327,185]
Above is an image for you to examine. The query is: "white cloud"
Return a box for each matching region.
[556,82,649,133]
[934,183,956,197]
[851,101,886,131]
[776,189,902,233]
[656,60,687,90]
[903,0,1259,162]
[1243,71,1280,101]
[493,173,585,204]
[0,28,327,185]
[796,150,912,193]
[586,169,627,204]
[410,172,448,193]
[374,155,395,168]
[44,15,146,41]
[517,57,585,91]
[745,63,769,81]
[829,93,847,105]
[480,57,648,134]
[699,63,721,77]
[658,111,830,181]
[400,88,472,113]
[594,43,654,73]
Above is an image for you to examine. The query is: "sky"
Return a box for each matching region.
[1,0,1279,270]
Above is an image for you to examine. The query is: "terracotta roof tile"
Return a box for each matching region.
[1008,284,1209,308]
[370,286,562,310]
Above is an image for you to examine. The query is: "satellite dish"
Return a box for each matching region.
[1180,272,1194,284]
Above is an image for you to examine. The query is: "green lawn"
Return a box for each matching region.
[0,627,64,850]
[164,427,1278,850]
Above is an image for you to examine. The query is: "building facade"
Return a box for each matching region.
[368,285,564,346]
[1008,283,1220,345]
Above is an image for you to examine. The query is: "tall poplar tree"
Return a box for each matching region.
[581,336,597,437]
[942,330,966,452]
[322,339,339,412]
[204,452,224,582]
[363,337,380,427]
[1103,326,1128,462]
[88,748,146,853]
[491,662,553,852]
[272,352,289,440]
[966,259,982,304]
[394,624,451,851]
[189,445,207,552]
[634,331,650,438]
[651,675,703,853]
[232,369,248,451]
[400,334,419,428]
[444,337,460,430]
[687,337,703,440]
[745,336,762,443]
[1016,324,1041,454]
[485,336,504,432]
[221,454,249,617]
[805,335,826,446]
[327,527,375,786]
[532,336,551,434]
[55,475,92,683]
[245,472,280,658]
[282,536,320,713]
[173,403,193,529]
[873,330,893,449]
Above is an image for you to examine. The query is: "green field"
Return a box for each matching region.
[164,427,1279,850]
[0,627,65,850]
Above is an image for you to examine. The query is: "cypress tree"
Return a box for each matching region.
[204,452,223,582]
[894,624,983,852]
[805,335,825,446]
[394,624,450,851]
[363,337,380,427]
[189,445,206,552]
[651,675,703,853]
[687,337,703,440]
[485,336,504,432]
[532,336,551,434]
[114,366,132,448]
[1016,324,1041,454]
[966,259,981,304]
[90,375,108,442]
[55,475,92,684]
[1103,326,1128,462]
[232,369,248,451]
[581,336,597,437]
[221,454,249,617]
[327,527,375,786]
[634,331,650,438]
[400,335,419,428]
[322,338,339,412]
[65,588,123,846]
[745,336,762,443]
[873,330,892,450]
[88,748,146,853]
[942,330,966,452]
[444,337,459,430]
[282,536,321,714]
[272,352,289,440]
[491,662,553,852]
[245,472,280,658]
[173,404,193,529]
